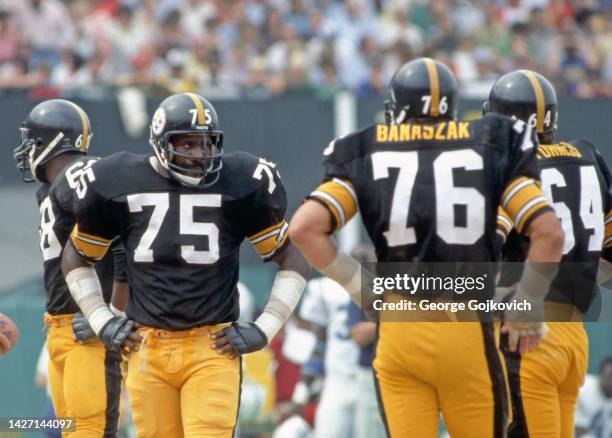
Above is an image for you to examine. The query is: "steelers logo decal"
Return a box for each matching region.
[151,108,166,136]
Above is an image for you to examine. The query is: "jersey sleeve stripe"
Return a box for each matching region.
[497,213,513,235]
[251,221,289,258]
[503,181,547,224]
[308,179,358,230]
[311,190,346,226]
[332,178,358,204]
[604,236,612,248]
[605,215,612,247]
[70,228,110,261]
[501,177,532,208]
[605,212,612,225]
[248,220,284,241]
[72,226,113,245]
[515,197,550,232]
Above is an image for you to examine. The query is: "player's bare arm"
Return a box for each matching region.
[289,200,370,310]
[211,243,309,358]
[502,210,564,354]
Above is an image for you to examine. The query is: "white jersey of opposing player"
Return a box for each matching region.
[299,276,359,377]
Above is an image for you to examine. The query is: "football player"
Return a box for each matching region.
[487,70,612,438]
[60,92,309,437]
[13,99,128,436]
[289,58,564,437]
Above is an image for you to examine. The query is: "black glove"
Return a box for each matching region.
[98,316,134,352]
[71,312,96,343]
[223,322,268,354]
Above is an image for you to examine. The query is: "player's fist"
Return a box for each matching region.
[72,312,96,343]
[0,313,19,356]
[99,317,142,353]
[211,322,268,356]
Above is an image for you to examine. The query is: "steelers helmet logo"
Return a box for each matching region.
[151,108,166,136]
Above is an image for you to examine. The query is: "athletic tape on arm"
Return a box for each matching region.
[65,267,115,335]
[255,270,306,341]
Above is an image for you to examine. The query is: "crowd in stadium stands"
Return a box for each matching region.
[0,0,611,99]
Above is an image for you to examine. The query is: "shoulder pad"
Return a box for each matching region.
[566,139,599,159]
[49,155,99,206]
[85,152,157,199]
[322,125,374,165]
[220,151,284,199]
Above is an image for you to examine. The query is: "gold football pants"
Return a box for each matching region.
[505,311,587,438]
[126,323,241,438]
[374,320,510,438]
[45,313,123,437]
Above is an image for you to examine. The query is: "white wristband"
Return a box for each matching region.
[65,267,115,335]
[255,270,306,342]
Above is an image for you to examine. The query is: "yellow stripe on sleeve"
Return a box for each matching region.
[497,207,513,236]
[308,179,358,230]
[70,226,111,260]
[249,221,288,259]
[248,220,284,241]
[604,210,612,248]
[502,177,552,233]
[515,198,550,233]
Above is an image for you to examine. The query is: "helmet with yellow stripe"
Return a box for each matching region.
[13,99,92,183]
[385,57,458,124]
[149,92,223,188]
[484,69,558,142]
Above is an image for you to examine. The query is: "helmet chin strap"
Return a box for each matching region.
[169,168,202,187]
[150,142,205,188]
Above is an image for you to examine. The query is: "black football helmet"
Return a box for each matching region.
[484,69,558,139]
[13,99,92,183]
[149,92,223,188]
[385,57,458,124]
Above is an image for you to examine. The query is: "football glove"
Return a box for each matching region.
[223,322,268,354]
[71,312,96,343]
[98,316,134,352]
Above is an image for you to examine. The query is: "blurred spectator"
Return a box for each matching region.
[575,357,612,437]
[0,0,609,98]
[16,0,75,69]
[0,9,18,63]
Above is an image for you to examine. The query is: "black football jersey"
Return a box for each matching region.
[498,140,612,311]
[69,152,288,330]
[309,114,551,264]
[40,156,126,315]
